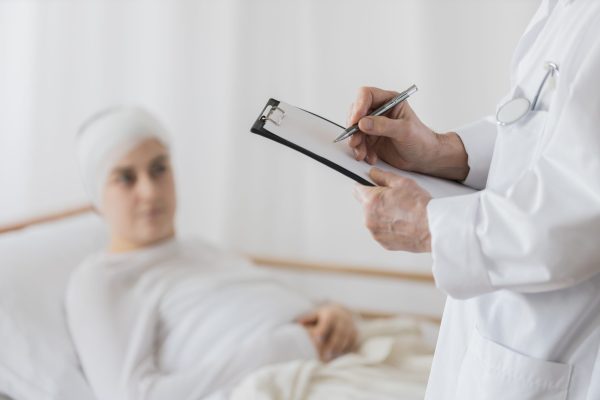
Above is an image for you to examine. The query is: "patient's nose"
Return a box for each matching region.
[136,173,159,201]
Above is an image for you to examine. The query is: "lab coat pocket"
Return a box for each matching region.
[454,329,572,400]
[488,110,549,192]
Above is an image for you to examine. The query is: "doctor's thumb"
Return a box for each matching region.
[353,184,371,204]
[358,116,404,139]
[369,168,402,188]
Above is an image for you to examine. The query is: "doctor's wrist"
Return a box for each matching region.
[424,132,470,182]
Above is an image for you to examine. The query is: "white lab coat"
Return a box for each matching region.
[425,1,600,399]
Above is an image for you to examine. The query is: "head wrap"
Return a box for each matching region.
[76,106,170,209]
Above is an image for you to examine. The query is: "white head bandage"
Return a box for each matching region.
[76,106,170,209]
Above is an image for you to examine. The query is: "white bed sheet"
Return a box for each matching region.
[231,316,436,400]
[0,212,106,400]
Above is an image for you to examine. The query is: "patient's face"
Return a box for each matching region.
[102,138,176,251]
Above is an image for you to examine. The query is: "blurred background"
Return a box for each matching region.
[0,0,539,313]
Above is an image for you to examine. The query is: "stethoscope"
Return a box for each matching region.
[496,61,559,126]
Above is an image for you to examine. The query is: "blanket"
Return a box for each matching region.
[230,317,436,400]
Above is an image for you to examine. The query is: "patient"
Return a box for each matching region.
[66,107,357,400]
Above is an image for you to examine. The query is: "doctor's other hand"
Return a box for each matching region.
[354,168,432,253]
[347,86,469,181]
[297,303,357,362]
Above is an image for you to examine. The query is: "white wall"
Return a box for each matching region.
[0,0,540,315]
[222,0,539,274]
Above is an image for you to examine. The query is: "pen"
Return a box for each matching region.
[333,84,418,143]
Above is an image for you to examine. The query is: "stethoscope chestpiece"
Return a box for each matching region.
[496,61,559,126]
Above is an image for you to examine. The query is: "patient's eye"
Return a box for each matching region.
[116,170,136,186]
[149,159,168,179]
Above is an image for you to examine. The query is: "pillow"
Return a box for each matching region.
[0,212,106,400]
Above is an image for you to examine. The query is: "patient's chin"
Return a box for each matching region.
[134,219,174,247]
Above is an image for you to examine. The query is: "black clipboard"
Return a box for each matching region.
[251,98,374,186]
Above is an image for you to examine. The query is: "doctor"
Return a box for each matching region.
[350,1,599,399]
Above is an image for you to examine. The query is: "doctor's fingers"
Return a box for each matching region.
[347,103,370,162]
[349,86,399,126]
[364,136,381,165]
[351,134,381,164]
[349,131,363,148]
[349,132,368,161]
[346,102,355,127]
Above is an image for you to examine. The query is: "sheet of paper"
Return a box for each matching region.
[263,101,476,198]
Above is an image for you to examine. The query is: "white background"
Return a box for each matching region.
[0,0,539,314]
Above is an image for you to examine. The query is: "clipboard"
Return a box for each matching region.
[251,98,475,198]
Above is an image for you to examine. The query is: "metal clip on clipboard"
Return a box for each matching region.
[260,104,285,126]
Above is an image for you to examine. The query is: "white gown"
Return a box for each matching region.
[65,238,317,400]
[425,0,600,399]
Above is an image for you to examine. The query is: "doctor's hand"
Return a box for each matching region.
[354,168,432,252]
[297,303,357,362]
[347,86,469,181]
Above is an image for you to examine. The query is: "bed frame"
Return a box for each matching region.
[0,205,439,322]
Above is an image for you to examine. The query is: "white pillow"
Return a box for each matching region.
[0,212,106,400]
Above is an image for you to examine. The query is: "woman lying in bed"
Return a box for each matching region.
[66,107,357,400]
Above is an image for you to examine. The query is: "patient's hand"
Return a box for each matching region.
[297,303,357,362]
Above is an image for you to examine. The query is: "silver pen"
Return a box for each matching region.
[333,84,418,143]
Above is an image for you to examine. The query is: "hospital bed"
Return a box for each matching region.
[0,206,441,400]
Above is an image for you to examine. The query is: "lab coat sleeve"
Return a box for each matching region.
[426,42,600,299]
[66,262,307,400]
[454,116,498,190]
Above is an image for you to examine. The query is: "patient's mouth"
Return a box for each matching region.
[140,207,165,219]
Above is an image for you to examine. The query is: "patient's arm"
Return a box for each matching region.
[297,303,358,362]
[66,261,286,400]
